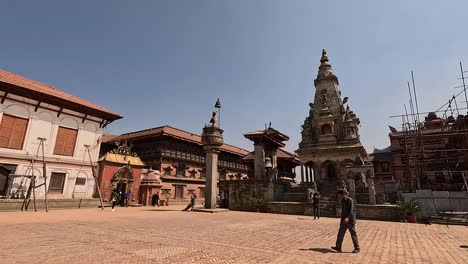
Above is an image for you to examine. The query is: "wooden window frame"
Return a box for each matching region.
[75,177,86,185]
[48,172,66,193]
[54,126,78,156]
[0,114,29,150]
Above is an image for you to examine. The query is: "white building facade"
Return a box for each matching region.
[0,69,122,199]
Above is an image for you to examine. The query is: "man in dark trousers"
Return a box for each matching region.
[332,189,360,253]
[312,192,320,220]
[152,192,160,207]
[182,194,197,211]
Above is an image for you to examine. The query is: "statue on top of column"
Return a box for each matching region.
[210,111,218,128]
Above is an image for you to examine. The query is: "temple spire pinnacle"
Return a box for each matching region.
[315,48,337,85]
[320,49,329,64]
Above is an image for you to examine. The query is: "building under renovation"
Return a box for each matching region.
[389,112,468,192]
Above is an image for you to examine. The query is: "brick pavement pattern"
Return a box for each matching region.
[1,206,468,264]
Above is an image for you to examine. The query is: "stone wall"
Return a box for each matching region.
[267,202,304,215]
[337,204,401,221]
[402,190,468,217]
[0,198,101,211]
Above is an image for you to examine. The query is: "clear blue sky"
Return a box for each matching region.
[1,1,467,153]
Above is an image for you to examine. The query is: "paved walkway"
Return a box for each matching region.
[1,206,467,263]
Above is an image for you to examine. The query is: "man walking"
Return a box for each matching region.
[312,192,320,220]
[111,189,119,212]
[182,194,197,211]
[125,191,131,207]
[332,189,360,253]
[152,192,160,207]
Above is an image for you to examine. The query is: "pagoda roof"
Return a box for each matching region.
[108,125,249,157]
[244,127,289,147]
[242,148,300,165]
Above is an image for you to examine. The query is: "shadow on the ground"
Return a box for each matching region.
[297,218,314,221]
[143,209,184,212]
[299,248,336,254]
[461,245,468,249]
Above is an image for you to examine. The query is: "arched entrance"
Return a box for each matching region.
[327,164,337,178]
[0,166,11,197]
[112,165,134,206]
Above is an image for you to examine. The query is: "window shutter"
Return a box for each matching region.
[9,117,28,149]
[54,127,78,156]
[54,127,66,155]
[0,114,28,150]
[0,115,14,148]
[63,128,78,156]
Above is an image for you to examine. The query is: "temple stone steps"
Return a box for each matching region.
[282,192,306,202]
[430,212,468,226]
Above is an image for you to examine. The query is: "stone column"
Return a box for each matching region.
[300,165,304,183]
[205,148,219,209]
[253,144,265,179]
[368,175,376,205]
[201,122,224,210]
[347,174,356,202]
[315,162,321,182]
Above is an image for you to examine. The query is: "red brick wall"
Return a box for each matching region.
[98,164,142,203]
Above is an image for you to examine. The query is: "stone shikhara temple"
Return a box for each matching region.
[295,50,398,219]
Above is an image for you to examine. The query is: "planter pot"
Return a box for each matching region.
[406,214,417,223]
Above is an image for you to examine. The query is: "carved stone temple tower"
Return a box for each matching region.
[297,49,367,193]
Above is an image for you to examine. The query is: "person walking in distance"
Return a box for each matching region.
[182,194,197,211]
[312,192,320,220]
[111,189,119,212]
[332,189,360,253]
[152,192,160,207]
[125,191,131,207]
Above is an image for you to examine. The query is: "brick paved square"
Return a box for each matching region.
[1,206,467,264]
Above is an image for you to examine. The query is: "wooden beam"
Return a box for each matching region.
[34,101,41,112]
[82,114,88,124]
[57,108,63,118]
[1,92,8,104]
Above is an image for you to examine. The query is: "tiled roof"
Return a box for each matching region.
[242,148,300,164]
[0,69,122,121]
[373,146,392,154]
[102,133,118,143]
[109,125,250,157]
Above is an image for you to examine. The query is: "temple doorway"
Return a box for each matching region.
[116,182,127,206]
[327,164,337,179]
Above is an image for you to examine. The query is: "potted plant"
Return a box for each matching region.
[396,200,422,223]
[164,192,171,206]
[247,196,266,213]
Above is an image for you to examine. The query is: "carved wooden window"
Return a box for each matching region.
[54,127,78,156]
[49,172,66,193]
[381,162,390,172]
[177,163,186,177]
[163,166,172,176]
[175,185,184,199]
[321,124,332,135]
[0,114,28,150]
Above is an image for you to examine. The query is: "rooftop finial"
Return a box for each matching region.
[320,49,329,64]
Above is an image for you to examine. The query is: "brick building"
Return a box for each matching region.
[368,146,398,201]
[101,126,249,205]
[389,112,468,192]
